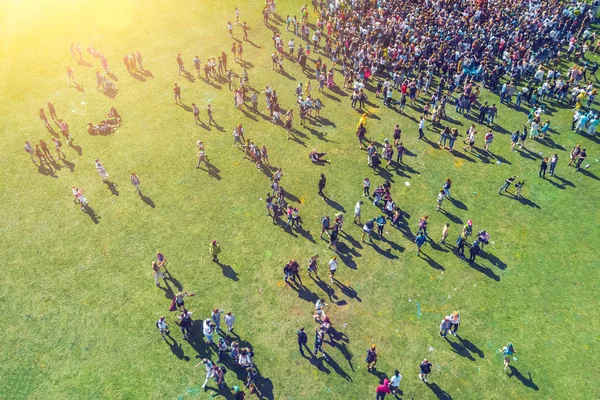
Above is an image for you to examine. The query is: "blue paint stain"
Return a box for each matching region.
[416,302,422,317]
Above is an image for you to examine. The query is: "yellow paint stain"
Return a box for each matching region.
[454,159,464,167]
[276,281,285,287]
[299,197,305,204]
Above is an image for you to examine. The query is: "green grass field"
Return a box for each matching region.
[1,1,599,399]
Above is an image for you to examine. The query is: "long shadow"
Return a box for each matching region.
[323,196,345,212]
[426,382,453,399]
[448,197,468,210]
[553,174,575,188]
[333,280,362,302]
[297,285,319,303]
[507,366,539,390]
[418,251,445,270]
[336,243,358,269]
[103,88,118,98]
[368,240,398,260]
[143,69,154,78]
[469,261,500,281]
[140,194,155,208]
[73,84,85,93]
[165,271,183,291]
[311,276,337,302]
[578,168,600,181]
[324,355,352,381]
[457,335,484,358]
[177,103,192,112]
[309,354,331,374]
[129,71,146,82]
[104,181,119,196]
[181,71,195,82]
[77,59,93,67]
[368,368,387,382]
[61,158,75,172]
[445,337,475,361]
[478,251,507,270]
[158,280,175,299]
[451,149,477,163]
[295,225,316,243]
[201,162,222,180]
[70,143,83,155]
[166,335,190,361]
[439,208,463,224]
[83,205,100,224]
[217,262,239,281]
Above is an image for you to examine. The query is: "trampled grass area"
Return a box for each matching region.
[0,1,599,399]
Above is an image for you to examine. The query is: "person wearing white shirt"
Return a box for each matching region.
[328,257,338,283]
[418,116,425,139]
[354,201,363,225]
[195,358,214,388]
[225,312,236,333]
[389,369,402,394]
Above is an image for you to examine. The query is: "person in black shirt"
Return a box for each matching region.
[318,173,326,197]
[297,327,309,356]
[469,241,481,263]
[327,226,339,253]
[539,157,548,178]
[498,175,516,194]
[419,359,432,382]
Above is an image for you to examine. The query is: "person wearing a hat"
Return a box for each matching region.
[419,358,432,382]
[366,344,378,371]
[462,220,473,239]
[210,240,221,263]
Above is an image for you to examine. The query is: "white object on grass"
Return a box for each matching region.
[405,181,410,186]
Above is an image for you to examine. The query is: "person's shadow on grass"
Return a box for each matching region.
[426,382,452,399]
[507,366,539,390]
[216,261,239,281]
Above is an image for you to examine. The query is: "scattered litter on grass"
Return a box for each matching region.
[405,181,410,186]
[496,160,501,164]
[491,241,496,245]
[474,284,477,287]
[539,152,543,155]
[408,299,412,302]
[71,110,76,113]
[473,192,477,196]
[343,323,347,328]
[513,357,518,361]
[259,198,262,201]
[585,164,590,168]
[429,347,435,352]
[16,194,19,196]
[81,102,85,105]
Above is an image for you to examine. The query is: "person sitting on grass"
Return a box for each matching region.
[309,148,327,163]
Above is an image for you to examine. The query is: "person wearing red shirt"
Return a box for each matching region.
[376,378,391,399]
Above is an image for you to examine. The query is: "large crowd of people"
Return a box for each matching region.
[22,0,600,398]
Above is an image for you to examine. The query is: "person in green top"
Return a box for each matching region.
[210,240,222,263]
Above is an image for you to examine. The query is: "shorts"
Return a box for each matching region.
[469,141,474,146]
[205,333,213,341]
[363,227,371,233]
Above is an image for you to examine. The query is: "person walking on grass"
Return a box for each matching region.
[549,154,558,176]
[366,344,378,371]
[152,261,166,286]
[415,232,427,255]
[456,233,466,258]
[314,327,330,361]
[483,129,494,153]
[328,256,338,283]
[67,66,77,86]
[449,311,460,336]
[192,103,200,124]
[52,137,65,159]
[318,173,326,197]
[440,223,450,244]
[203,319,216,345]
[443,178,452,198]
[210,240,221,263]
[207,104,216,126]
[389,369,402,395]
[439,316,451,338]
[156,316,170,340]
[196,358,214,389]
[320,215,331,239]
[375,378,391,400]
[212,308,223,333]
[419,359,432,382]
[308,256,318,279]
[510,130,519,151]
[173,83,181,104]
[514,180,525,199]
[469,240,480,263]
[130,173,141,195]
[225,312,236,333]
[297,327,309,356]
[539,157,548,178]
[24,141,35,162]
[354,201,363,225]
[95,159,109,182]
[197,141,208,169]
[499,342,516,371]
[436,189,445,211]
[499,175,516,194]
[177,53,185,75]
[363,177,371,197]
[418,115,425,139]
